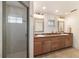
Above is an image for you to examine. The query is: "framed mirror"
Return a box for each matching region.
[58,21,64,33]
[34,18,44,32]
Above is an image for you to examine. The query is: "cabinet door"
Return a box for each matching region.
[43,39,51,53]
[51,37,64,51]
[59,37,66,48]
[65,36,72,47]
[51,37,58,50]
[34,41,43,56]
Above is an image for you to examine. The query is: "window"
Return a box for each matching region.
[48,20,55,27]
[8,16,23,23]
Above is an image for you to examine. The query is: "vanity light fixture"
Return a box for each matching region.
[34,14,44,19]
[58,16,65,21]
[58,18,64,21]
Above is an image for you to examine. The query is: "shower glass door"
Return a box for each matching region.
[4,1,28,58]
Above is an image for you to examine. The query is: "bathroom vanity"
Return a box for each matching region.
[34,33,73,56]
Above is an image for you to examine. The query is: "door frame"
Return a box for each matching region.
[2,1,30,58]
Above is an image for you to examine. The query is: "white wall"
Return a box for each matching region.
[65,11,79,49]
[29,1,34,58]
[0,1,2,57]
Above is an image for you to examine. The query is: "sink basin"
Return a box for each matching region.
[35,35,46,37]
[60,34,68,35]
[35,34,60,37]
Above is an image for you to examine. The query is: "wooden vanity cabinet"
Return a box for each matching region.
[34,34,73,56]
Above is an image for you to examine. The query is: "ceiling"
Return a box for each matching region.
[6,1,29,8]
[34,1,79,17]
[6,1,25,8]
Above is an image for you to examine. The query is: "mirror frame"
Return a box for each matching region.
[34,18,44,32]
[58,21,64,33]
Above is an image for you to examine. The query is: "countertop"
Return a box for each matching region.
[34,34,69,38]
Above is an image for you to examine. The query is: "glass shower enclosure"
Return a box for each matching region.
[3,1,29,58]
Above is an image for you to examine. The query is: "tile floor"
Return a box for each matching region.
[35,48,79,58]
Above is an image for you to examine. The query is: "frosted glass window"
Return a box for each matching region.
[8,16,16,23]
[16,17,22,23]
[8,16,23,23]
[48,20,55,27]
